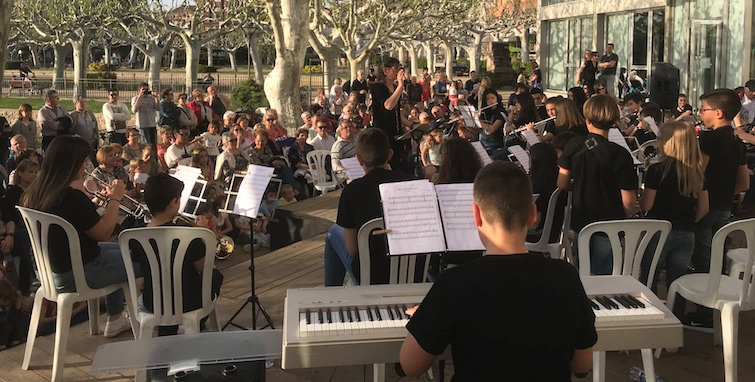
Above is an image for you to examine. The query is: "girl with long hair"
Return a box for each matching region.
[21,136,132,336]
[190,146,214,183]
[5,159,39,295]
[527,143,566,243]
[640,121,708,297]
[371,56,413,173]
[478,88,507,159]
[542,98,588,141]
[421,129,443,180]
[567,87,588,116]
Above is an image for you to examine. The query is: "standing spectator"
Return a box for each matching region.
[37,90,71,151]
[529,62,542,90]
[367,68,377,85]
[70,96,99,162]
[465,71,480,93]
[432,73,449,104]
[618,68,628,99]
[420,73,432,108]
[10,104,37,150]
[188,88,213,136]
[131,82,160,145]
[331,120,357,182]
[102,89,131,146]
[598,44,619,95]
[122,128,146,162]
[351,69,369,105]
[516,68,527,85]
[576,50,597,89]
[205,86,229,122]
[177,93,199,131]
[157,88,180,129]
[407,76,423,106]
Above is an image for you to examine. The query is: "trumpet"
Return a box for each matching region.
[172,215,235,260]
[85,170,147,220]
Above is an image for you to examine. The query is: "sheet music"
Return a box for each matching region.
[471,141,493,166]
[508,145,531,173]
[521,129,541,147]
[171,165,201,214]
[341,157,366,181]
[608,128,641,165]
[458,105,482,129]
[643,116,659,135]
[379,180,446,256]
[233,165,275,218]
[435,184,485,252]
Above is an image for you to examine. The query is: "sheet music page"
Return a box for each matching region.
[341,157,366,181]
[508,145,531,173]
[458,105,482,128]
[608,128,641,164]
[521,129,541,147]
[470,141,493,166]
[171,165,202,214]
[233,165,275,218]
[643,116,659,135]
[435,183,485,252]
[379,180,447,255]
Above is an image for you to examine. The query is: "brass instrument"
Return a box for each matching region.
[172,215,235,260]
[85,170,147,220]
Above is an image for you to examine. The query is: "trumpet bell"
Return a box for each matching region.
[216,236,235,260]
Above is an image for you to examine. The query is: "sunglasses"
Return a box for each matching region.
[317,125,327,129]
[267,118,277,122]
[229,138,238,142]
[179,132,189,136]
[109,93,118,97]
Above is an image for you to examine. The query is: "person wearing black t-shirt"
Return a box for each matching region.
[129,173,223,336]
[639,122,708,300]
[323,128,414,286]
[464,70,479,93]
[406,76,423,105]
[370,57,412,173]
[351,69,370,105]
[576,51,597,89]
[20,136,133,338]
[673,94,693,121]
[557,95,638,275]
[400,162,596,381]
[542,98,588,142]
[598,44,618,95]
[478,89,507,160]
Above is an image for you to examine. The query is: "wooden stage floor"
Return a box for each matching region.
[2,190,755,381]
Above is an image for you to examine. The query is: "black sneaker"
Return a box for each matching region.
[681,311,714,333]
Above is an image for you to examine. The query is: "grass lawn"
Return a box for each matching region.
[0,97,105,111]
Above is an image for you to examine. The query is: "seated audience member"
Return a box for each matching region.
[0,279,31,349]
[6,135,27,173]
[557,95,638,275]
[163,126,195,168]
[323,128,414,286]
[628,102,661,145]
[288,128,314,196]
[399,161,596,380]
[310,118,336,151]
[331,120,358,182]
[215,135,250,186]
[278,184,298,206]
[141,145,163,176]
[122,128,146,162]
[190,146,214,183]
[156,125,173,170]
[130,174,223,336]
[673,94,693,121]
[420,129,443,180]
[248,128,298,188]
[91,145,130,188]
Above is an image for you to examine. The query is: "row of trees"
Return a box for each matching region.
[0,0,535,130]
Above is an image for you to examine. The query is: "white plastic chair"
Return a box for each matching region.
[526,189,567,259]
[725,248,754,279]
[577,219,672,382]
[660,218,755,382]
[119,227,221,382]
[17,206,137,382]
[356,217,431,382]
[306,149,338,195]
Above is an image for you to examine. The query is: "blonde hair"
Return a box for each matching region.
[96,145,116,165]
[656,121,705,198]
[553,98,585,129]
[129,158,145,172]
[191,88,204,99]
[425,129,443,149]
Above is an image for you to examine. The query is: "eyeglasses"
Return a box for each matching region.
[109,93,118,97]
[229,138,238,142]
[317,125,327,129]
[179,132,189,136]
[597,87,606,91]
[234,128,244,131]
[267,118,277,122]
[180,96,187,100]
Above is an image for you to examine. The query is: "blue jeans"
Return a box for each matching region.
[53,242,129,316]
[692,209,731,273]
[140,127,157,145]
[588,233,614,275]
[323,224,358,286]
[640,229,695,294]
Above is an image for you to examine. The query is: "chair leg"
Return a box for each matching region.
[208,310,220,332]
[657,285,680,359]
[122,284,139,339]
[87,298,99,335]
[372,363,385,382]
[714,309,723,346]
[22,293,45,370]
[51,297,75,382]
[592,351,606,382]
[641,349,656,382]
[721,303,740,382]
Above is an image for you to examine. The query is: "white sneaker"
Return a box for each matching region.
[103,315,131,338]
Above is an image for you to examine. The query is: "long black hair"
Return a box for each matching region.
[22,136,91,211]
[436,138,483,184]
[529,142,558,195]
[568,86,588,116]
[376,57,400,84]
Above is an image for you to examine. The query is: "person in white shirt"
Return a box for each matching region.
[310,118,336,151]
[194,120,222,163]
[102,89,131,145]
[164,126,195,168]
[738,80,755,126]
[131,82,160,145]
[300,111,318,144]
[330,119,358,181]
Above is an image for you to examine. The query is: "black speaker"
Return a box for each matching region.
[648,62,680,110]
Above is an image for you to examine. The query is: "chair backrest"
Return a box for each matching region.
[16,206,95,301]
[707,218,755,309]
[527,188,562,247]
[118,227,217,326]
[357,218,430,285]
[577,219,672,288]
[306,150,332,185]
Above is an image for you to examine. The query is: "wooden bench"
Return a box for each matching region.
[8,78,32,95]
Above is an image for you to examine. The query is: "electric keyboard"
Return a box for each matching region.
[282,275,682,369]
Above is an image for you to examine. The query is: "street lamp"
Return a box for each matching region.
[244,25,255,79]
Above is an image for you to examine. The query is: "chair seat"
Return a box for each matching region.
[726,248,752,268]
[314,181,338,191]
[673,274,744,306]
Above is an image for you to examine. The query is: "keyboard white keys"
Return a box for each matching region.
[590,294,665,324]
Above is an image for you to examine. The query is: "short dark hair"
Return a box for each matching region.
[144,173,184,213]
[470,70,476,74]
[745,79,755,92]
[678,93,687,99]
[607,43,614,47]
[530,88,543,96]
[161,87,173,99]
[640,102,662,122]
[355,128,390,168]
[139,82,149,88]
[624,92,645,104]
[473,161,532,231]
[514,83,528,92]
[700,88,741,121]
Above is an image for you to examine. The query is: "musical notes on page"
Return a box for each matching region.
[471,141,493,166]
[379,180,446,256]
[608,128,641,165]
[341,157,366,181]
[233,165,275,218]
[171,165,202,215]
[435,184,485,252]
[458,105,482,129]
[508,145,530,173]
[521,129,541,147]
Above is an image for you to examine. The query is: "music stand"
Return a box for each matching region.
[221,173,276,331]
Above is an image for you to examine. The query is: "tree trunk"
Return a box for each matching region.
[407,43,418,76]
[183,38,200,93]
[103,43,111,65]
[264,0,309,134]
[52,43,66,89]
[30,46,41,67]
[397,47,404,67]
[143,54,149,71]
[310,40,340,87]
[423,42,434,73]
[468,33,483,73]
[170,48,177,70]
[70,33,91,98]
[228,50,237,72]
[206,46,213,66]
[128,44,137,67]
[248,33,265,84]
[520,30,530,63]
[347,52,368,84]
[0,0,10,99]
[444,42,453,81]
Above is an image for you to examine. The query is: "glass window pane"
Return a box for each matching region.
[607,14,629,73]
[633,12,648,66]
[548,20,566,90]
[652,10,665,62]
